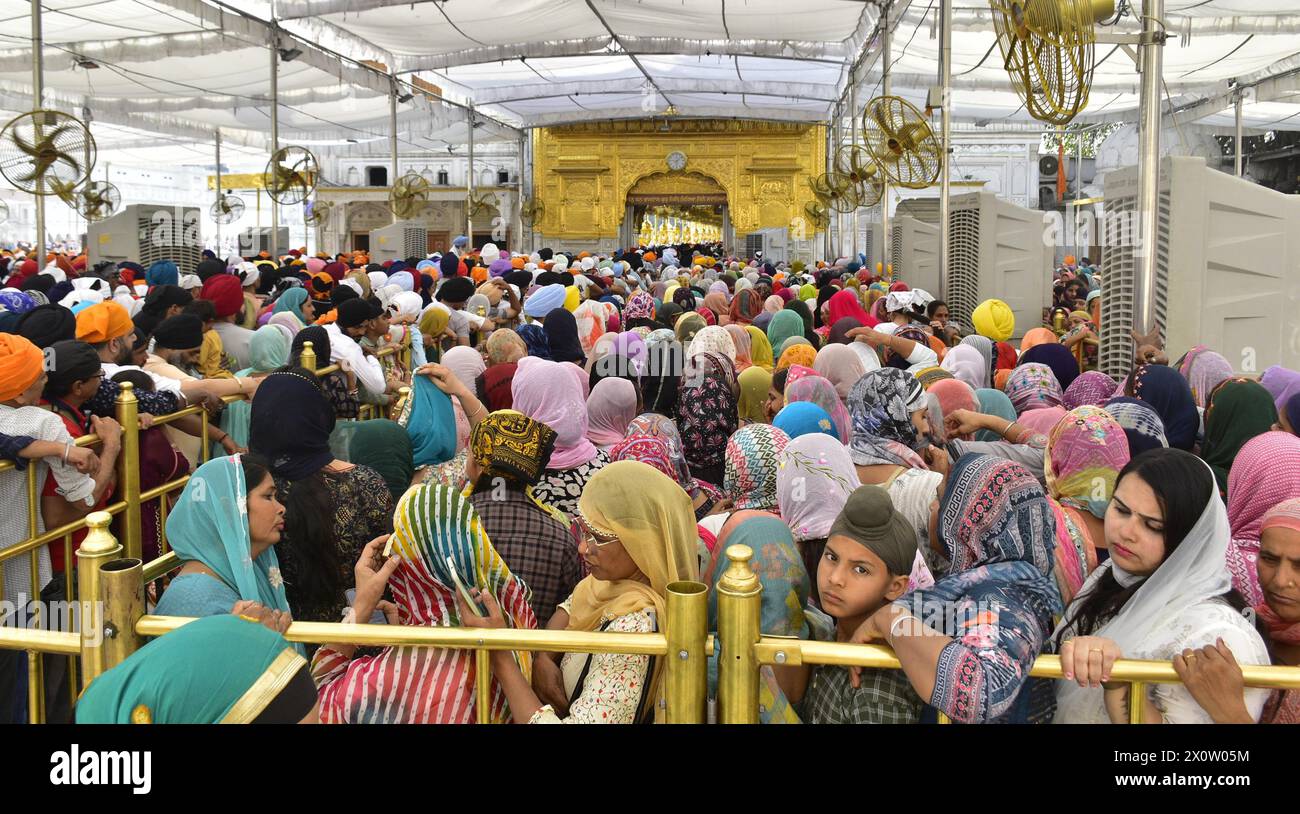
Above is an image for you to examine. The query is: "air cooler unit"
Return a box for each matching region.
[370,221,428,263]
[88,204,204,270]
[861,221,883,271]
[238,227,289,258]
[746,228,814,265]
[944,191,1053,341]
[890,215,940,295]
[1099,155,1300,380]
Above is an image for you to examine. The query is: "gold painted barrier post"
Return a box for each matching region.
[115,383,142,561]
[75,511,121,685]
[98,557,144,671]
[300,340,316,372]
[716,544,761,724]
[664,580,708,723]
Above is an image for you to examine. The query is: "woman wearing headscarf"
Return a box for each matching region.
[271,287,315,332]
[1005,363,1065,415]
[845,454,1061,722]
[1119,364,1199,451]
[587,377,639,451]
[1103,397,1169,455]
[311,483,537,723]
[973,388,1018,441]
[76,615,318,723]
[723,324,753,372]
[783,299,821,345]
[776,342,816,372]
[929,379,979,432]
[775,433,861,600]
[1225,431,1300,608]
[1019,327,1057,354]
[1200,379,1278,497]
[1044,407,1130,605]
[1260,365,1300,414]
[744,325,775,373]
[812,344,864,402]
[938,344,986,392]
[387,291,428,368]
[572,299,607,357]
[1063,370,1118,410]
[611,426,725,522]
[1053,449,1270,723]
[345,420,414,504]
[217,325,291,454]
[737,366,772,426]
[685,324,736,368]
[1020,342,1080,391]
[765,310,804,357]
[542,308,585,366]
[703,512,811,723]
[703,291,730,325]
[1176,345,1236,410]
[249,369,394,625]
[729,288,763,326]
[721,424,789,513]
[677,351,739,488]
[958,334,997,389]
[511,356,609,517]
[459,460,699,723]
[825,288,878,329]
[784,373,850,445]
[153,454,299,648]
[673,311,706,347]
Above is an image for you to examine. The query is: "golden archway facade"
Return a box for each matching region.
[530,119,826,250]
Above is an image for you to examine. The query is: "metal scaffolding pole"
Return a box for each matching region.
[214,129,222,251]
[880,1,892,277]
[937,0,952,299]
[269,31,280,255]
[850,80,858,263]
[32,0,44,259]
[466,103,476,247]
[390,78,399,224]
[1134,0,1165,341]
[1234,90,1244,177]
[516,133,526,251]
[834,102,843,259]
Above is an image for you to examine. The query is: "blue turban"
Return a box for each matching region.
[147,260,179,287]
[522,283,567,320]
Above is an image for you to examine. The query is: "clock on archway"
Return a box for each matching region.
[666,151,687,171]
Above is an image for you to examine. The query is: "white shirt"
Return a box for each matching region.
[324,323,385,396]
[100,363,183,398]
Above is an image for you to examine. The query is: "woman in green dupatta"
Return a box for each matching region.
[219,325,291,452]
[153,455,302,654]
[346,419,415,503]
[704,511,811,723]
[76,614,317,723]
[1200,378,1279,498]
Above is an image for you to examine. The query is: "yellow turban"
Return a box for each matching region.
[972,299,1015,342]
[0,334,46,402]
[419,305,449,338]
[75,301,134,344]
[563,285,581,312]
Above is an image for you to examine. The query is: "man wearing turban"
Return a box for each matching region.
[201,274,255,371]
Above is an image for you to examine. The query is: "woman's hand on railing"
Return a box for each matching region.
[231,599,292,635]
[1059,635,1122,687]
[1172,638,1255,724]
[138,413,156,430]
[219,436,245,456]
[455,588,507,629]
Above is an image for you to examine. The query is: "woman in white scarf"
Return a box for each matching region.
[1053,448,1270,723]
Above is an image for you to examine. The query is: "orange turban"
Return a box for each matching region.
[642,252,656,263]
[471,264,488,285]
[0,334,46,402]
[76,301,134,344]
[511,256,526,269]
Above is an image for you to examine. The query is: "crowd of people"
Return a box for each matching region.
[0,237,1296,725]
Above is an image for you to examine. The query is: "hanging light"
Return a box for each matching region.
[345,166,360,186]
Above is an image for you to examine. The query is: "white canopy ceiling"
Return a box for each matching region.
[5,0,1300,170]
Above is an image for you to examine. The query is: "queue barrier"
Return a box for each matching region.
[0,333,415,722]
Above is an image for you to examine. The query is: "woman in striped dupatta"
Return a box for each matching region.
[310,484,537,723]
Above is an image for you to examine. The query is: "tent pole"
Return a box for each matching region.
[214,129,222,253]
[32,0,44,260]
[467,103,475,248]
[515,133,525,252]
[390,75,399,224]
[269,28,280,257]
[880,0,892,278]
[850,79,858,264]
[938,0,952,301]
[1234,90,1244,177]
[1134,0,1165,343]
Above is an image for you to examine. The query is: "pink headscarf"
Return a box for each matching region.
[305,257,326,275]
[812,343,866,401]
[725,324,752,371]
[573,299,607,356]
[1226,431,1300,606]
[1018,406,1068,436]
[442,346,485,392]
[928,379,978,421]
[586,378,639,448]
[511,357,599,470]
[763,295,784,315]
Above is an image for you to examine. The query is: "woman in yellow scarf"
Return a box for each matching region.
[459,460,699,723]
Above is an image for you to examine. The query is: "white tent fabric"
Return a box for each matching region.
[6,0,1300,168]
